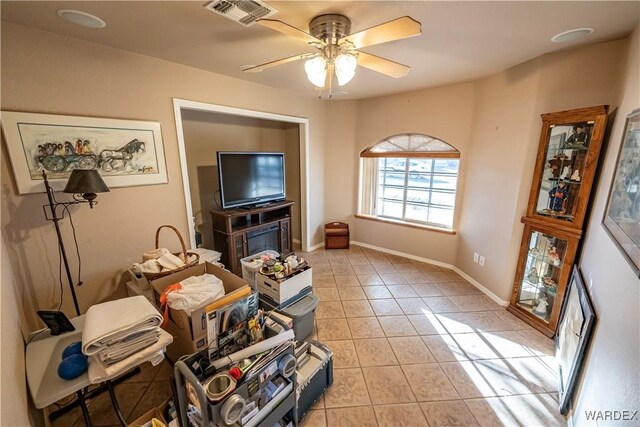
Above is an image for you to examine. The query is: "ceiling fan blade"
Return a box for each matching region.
[242,53,315,73]
[356,51,411,78]
[340,16,421,49]
[257,19,323,45]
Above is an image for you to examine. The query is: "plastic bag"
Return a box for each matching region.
[165,274,225,313]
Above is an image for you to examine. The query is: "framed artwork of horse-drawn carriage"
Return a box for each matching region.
[1,111,167,194]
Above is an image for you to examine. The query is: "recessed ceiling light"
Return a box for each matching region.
[551,28,595,43]
[57,9,106,28]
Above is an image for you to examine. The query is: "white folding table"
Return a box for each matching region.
[26,315,134,426]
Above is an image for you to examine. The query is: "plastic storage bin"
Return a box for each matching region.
[295,340,333,421]
[261,294,319,341]
[174,342,297,427]
[241,250,280,289]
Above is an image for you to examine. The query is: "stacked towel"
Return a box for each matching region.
[88,329,173,384]
[190,247,222,264]
[82,296,167,372]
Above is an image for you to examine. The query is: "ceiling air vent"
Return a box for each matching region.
[205,0,278,26]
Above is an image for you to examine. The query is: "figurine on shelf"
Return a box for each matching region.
[542,276,556,287]
[564,124,588,147]
[548,153,569,179]
[527,267,539,282]
[570,169,581,181]
[547,247,561,266]
[529,247,540,256]
[548,181,569,213]
[561,166,572,180]
[534,294,548,317]
[544,281,558,295]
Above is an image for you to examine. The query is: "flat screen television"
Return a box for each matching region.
[217,151,286,209]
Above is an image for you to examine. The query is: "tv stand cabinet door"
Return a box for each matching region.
[280,218,292,256]
[229,233,247,275]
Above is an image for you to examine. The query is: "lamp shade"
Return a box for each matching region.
[334,53,357,86]
[304,56,327,88]
[64,169,109,194]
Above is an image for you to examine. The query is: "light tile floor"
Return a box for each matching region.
[51,244,564,427]
[50,352,174,426]
[300,245,565,427]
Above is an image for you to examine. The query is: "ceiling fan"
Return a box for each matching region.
[243,14,422,93]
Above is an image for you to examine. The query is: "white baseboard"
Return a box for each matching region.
[350,240,509,306]
[308,241,325,252]
[449,267,509,306]
[351,240,451,268]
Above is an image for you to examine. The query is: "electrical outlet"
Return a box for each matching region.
[473,252,479,263]
[479,256,485,267]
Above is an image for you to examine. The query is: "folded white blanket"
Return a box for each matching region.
[88,329,173,384]
[82,296,163,356]
[98,329,161,366]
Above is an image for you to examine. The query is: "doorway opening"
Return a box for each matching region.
[173,98,310,253]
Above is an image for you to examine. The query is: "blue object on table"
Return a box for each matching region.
[61,341,83,359]
[58,354,88,380]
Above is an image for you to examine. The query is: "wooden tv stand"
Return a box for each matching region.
[210,200,294,276]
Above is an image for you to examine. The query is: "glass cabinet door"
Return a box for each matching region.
[534,121,595,223]
[515,229,568,323]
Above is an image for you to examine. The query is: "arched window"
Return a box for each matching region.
[359,134,460,230]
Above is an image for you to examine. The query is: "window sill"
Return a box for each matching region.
[354,214,457,235]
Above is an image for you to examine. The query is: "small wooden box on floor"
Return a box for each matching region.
[325,222,349,249]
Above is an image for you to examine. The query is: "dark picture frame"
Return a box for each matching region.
[555,266,596,415]
[602,107,640,277]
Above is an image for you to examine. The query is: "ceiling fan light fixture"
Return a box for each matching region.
[334,53,357,86]
[305,56,327,87]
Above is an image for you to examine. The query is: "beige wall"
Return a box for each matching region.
[324,100,358,227]
[1,237,31,426]
[181,110,301,248]
[0,23,326,330]
[352,83,477,263]
[457,39,626,301]
[284,125,302,245]
[455,58,542,298]
[571,26,639,425]
[342,39,626,301]
[456,40,626,301]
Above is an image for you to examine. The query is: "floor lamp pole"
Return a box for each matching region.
[43,172,81,317]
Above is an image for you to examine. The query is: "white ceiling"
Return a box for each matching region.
[2,1,638,100]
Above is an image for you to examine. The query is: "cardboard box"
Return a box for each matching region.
[257,266,312,305]
[127,399,169,426]
[151,262,250,360]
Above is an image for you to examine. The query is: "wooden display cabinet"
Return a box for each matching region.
[508,105,608,337]
[509,218,580,335]
[526,106,608,230]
